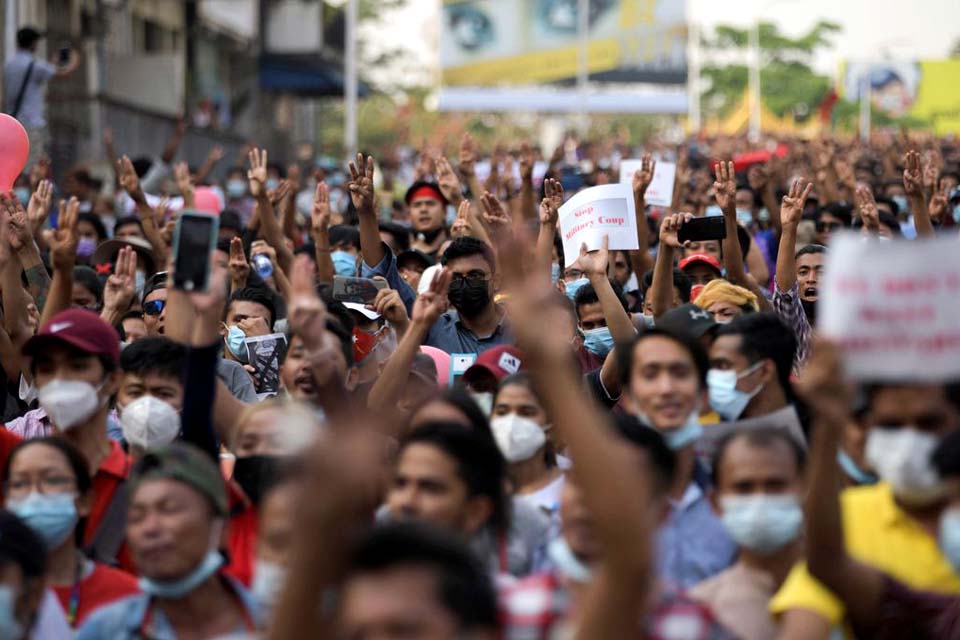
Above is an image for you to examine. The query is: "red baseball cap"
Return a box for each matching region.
[462,345,524,385]
[23,309,121,366]
[679,253,722,275]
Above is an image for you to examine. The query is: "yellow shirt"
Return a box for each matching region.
[770,482,960,625]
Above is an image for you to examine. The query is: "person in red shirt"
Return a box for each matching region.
[18,309,133,568]
[3,437,138,627]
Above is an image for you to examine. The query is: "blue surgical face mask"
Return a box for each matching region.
[581,326,614,358]
[265,177,280,192]
[251,558,287,609]
[550,263,561,284]
[641,313,655,328]
[13,187,30,205]
[547,537,593,583]
[707,362,764,421]
[952,204,960,224]
[564,277,589,300]
[224,324,248,362]
[226,179,246,199]
[0,586,24,640]
[331,250,357,277]
[135,270,146,299]
[139,549,224,599]
[76,237,97,258]
[720,494,803,555]
[940,508,960,573]
[891,194,909,216]
[638,410,703,450]
[736,209,753,227]
[837,449,877,486]
[7,492,78,549]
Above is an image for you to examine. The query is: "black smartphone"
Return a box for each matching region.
[58,46,70,66]
[172,210,219,292]
[678,216,727,243]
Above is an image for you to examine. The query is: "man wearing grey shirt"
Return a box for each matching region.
[3,27,80,163]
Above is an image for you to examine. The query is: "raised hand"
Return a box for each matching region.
[43,198,80,271]
[834,158,856,189]
[922,150,942,195]
[372,285,408,327]
[247,147,268,198]
[28,155,50,192]
[795,338,852,426]
[435,156,463,206]
[633,153,656,200]
[103,246,137,313]
[519,142,534,183]
[0,193,21,266]
[929,179,950,223]
[575,235,609,281]
[6,192,33,252]
[347,152,375,214]
[539,178,564,227]
[117,155,145,203]
[310,181,331,240]
[459,132,478,177]
[287,255,329,353]
[411,268,451,327]
[228,237,249,289]
[174,162,195,208]
[659,212,694,250]
[713,159,737,212]
[854,184,880,233]
[780,179,813,227]
[480,191,511,231]
[268,179,292,208]
[902,150,924,197]
[450,200,471,238]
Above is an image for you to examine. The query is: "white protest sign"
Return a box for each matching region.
[619,159,643,186]
[620,160,675,207]
[819,233,960,381]
[558,183,638,268]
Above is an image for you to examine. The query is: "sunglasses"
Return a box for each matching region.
[143,299,165,316]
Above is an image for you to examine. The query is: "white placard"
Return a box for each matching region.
[619,159,644,186]
[558,184,638,268]
[643,161,676,207]
[819,233,960,381]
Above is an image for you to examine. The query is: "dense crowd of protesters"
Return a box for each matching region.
[2,23,960,640]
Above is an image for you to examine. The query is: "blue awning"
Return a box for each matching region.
[258,54,369,97]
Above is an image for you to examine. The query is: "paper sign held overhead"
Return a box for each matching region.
[618,159,675,207]
[558,184,638,268]
[819,233,960,381]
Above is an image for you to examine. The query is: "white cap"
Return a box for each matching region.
[343,302,381,320]
[120,396,181,451]
[418,263,443,295]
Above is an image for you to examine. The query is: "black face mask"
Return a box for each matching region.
[448,279,491,318]
[232,455,283,506]
[801,298,817,324]
[416,228,446,245]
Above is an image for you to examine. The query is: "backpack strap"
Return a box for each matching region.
[84,480,129,566]
[10,59,35,118]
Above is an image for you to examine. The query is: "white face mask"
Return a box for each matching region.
[120,395,181,451]
[865,427,946,506]
[38,379,104,431]
[490,414,547,463]
[251,558,287,609]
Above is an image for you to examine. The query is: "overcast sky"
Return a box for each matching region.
[363,0,959,84]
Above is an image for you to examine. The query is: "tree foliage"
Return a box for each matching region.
[700,20,840,119]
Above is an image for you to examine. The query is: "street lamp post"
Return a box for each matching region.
[344,0,358,155]
[748,19,761,139]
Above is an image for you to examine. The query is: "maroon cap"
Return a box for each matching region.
[462,345,524,384]
[678,253,722,275]
[23,308,121,365]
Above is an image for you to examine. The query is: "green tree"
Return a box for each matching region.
[700,20,841,120]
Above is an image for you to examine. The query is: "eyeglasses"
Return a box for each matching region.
[816,221,842,233]
[450,271,490,287]
[143,299,165,316]
[6,474,76,497]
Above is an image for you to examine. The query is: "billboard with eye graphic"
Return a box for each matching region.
[440,0,687,87]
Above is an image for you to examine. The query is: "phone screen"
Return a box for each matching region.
[58,47,70,65]
[173,214,216,291]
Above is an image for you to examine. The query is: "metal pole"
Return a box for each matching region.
[859,66,871,143]
[344,0,358,155]
[688,20,700,133]
[748,19,760,139]
[576,0,589,132]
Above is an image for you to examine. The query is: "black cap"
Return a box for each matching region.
[0,510,46,577]
[656,303,718,340]
[220,209,242,234]
[397,249,436,271]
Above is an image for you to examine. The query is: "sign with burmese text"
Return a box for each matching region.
[558,184,638,268]
[819,233,960,381]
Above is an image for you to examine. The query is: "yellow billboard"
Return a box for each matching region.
[440,0,687,87]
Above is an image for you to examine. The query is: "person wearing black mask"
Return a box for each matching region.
[424,237,513,355]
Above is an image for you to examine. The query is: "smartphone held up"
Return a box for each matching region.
[172,210,219,292]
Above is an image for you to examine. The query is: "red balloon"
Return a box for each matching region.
[193,186,222,215]
[0,115,29,191]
